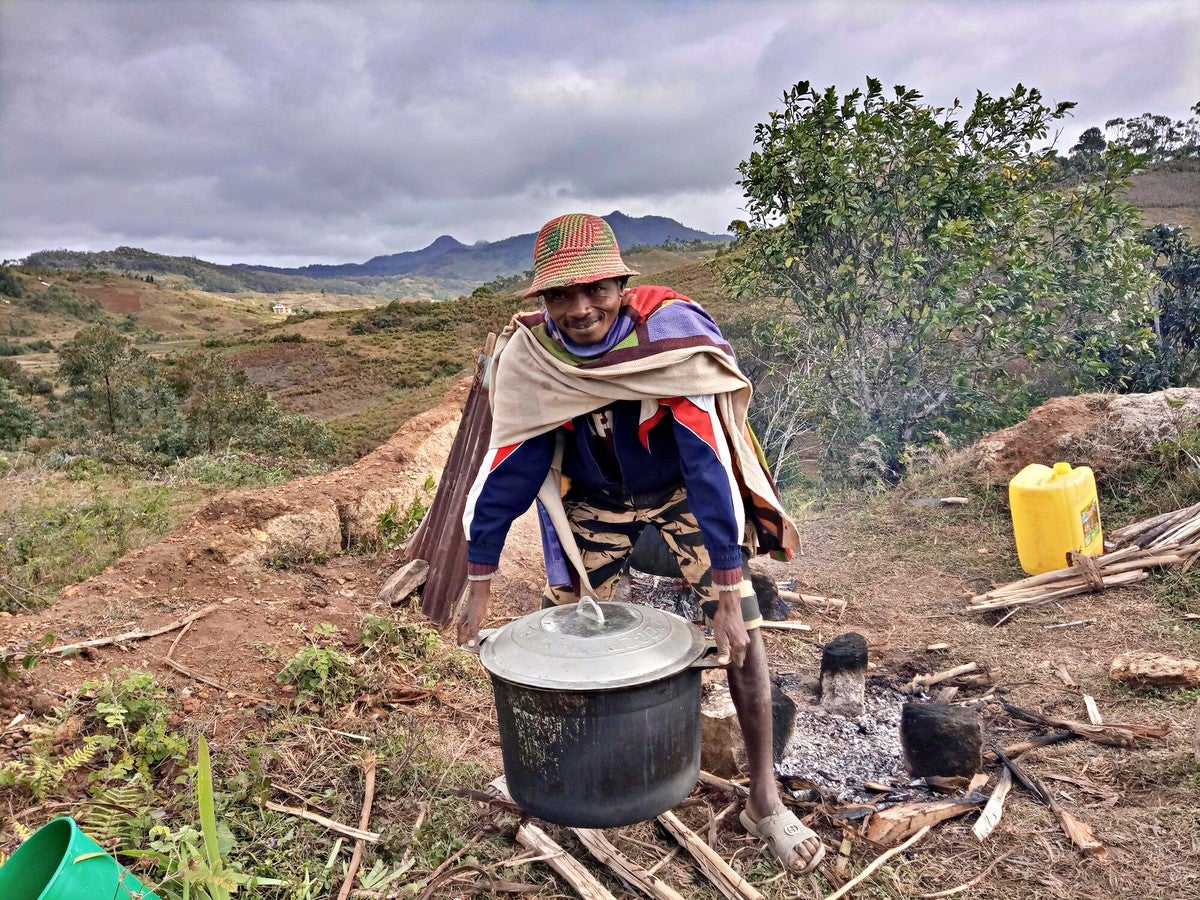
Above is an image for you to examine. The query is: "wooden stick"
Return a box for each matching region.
[910,662,978,692]
[162,657,270,703]
[264,800,380,842]
[999,699,1169,747]
[1082,694,1103,726]
[969,569,1147,610]
[1043,619,1095,630]
[916,850,1015,898]
[336,752,377,900]
[698,770,750,797]
[516,822,617,900]
[486,775,679,898]
[47,602,222,654]
[998,731,1076,758]
[166,616,196,660]
[823,825,932,900]
[657,810,764,900]
[1107,504,1200,544]
[971,767,1013,841]
[758,621,812,632]
[573,828,688,900]
[778,590,848,615]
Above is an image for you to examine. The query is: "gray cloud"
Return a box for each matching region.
[1,0,1196,265]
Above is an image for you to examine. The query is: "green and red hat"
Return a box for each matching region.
[523,213,639,298]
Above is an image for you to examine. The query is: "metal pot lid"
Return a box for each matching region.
[480,596,707,690]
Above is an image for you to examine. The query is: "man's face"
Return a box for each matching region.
[543,278,623,346]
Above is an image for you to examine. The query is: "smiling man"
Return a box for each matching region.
[458,212,825,876]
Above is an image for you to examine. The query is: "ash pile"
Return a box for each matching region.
[778,632,910,803]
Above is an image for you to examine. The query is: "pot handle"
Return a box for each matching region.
[460,628,499,655]
[577,595,605,626]
[690,641,725,669]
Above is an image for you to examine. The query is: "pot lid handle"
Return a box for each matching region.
[577,595,605,626]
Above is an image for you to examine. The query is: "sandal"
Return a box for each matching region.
[740,807,826,875]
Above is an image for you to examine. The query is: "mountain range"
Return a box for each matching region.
[234,211,730,281]
[21,212,729,295]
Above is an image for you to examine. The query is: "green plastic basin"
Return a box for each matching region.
[0,816,160,899]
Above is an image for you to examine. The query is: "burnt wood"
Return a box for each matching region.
[900,702,983,778]
[821,633,868,675]
[750,568,789,621]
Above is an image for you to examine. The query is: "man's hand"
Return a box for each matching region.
[711,587,750,667]
[457,579,491,650]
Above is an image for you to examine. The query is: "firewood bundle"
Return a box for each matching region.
[968,502,1200,618]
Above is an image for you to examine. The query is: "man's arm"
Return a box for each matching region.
[665,395,753,667]
[458,432,555,646]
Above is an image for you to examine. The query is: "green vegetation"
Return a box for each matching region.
[375,476,436,552]
[1,606,489,898]
[1097,224,1200,391]
[726,78,1154,483]
[0,266,25,298]
[0,478,172,610]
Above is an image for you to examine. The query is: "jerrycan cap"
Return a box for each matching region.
[1052,461,1072,476]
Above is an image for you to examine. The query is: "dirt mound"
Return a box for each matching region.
[959,387,1200,482]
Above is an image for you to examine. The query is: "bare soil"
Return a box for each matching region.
[2,384,1198,899]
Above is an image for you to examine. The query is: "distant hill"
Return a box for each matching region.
[237,211,730,281]
[20,212,729,293]
[239,234,469,279]
[20,246,479,299]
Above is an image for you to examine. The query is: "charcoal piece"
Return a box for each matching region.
[900,702,983,778]
[771,678,797,763]
[751,567,789,621]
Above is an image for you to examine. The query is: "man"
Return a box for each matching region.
[457,213,825,876]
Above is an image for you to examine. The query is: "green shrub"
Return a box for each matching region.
[0,266,24,298]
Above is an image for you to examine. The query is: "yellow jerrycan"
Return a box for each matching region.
[1009,461,1103,575]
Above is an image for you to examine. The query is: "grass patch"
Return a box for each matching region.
[0,480,172,610]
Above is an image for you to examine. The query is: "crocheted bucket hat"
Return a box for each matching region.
[523,213,639,297]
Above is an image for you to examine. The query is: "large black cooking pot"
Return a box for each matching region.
[480,597,716,828]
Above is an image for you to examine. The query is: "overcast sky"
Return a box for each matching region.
[1,0,1196,267]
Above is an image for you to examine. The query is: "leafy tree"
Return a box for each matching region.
[1104,102,1200,162]
[172,351,270,454]
[1100,225,1200,391]
[1065,126,1108,173]
[0,266,24,299]
[726,79,1153,481]
[171,351,335,457]
[58,325,142,437]
[0,378,39,447]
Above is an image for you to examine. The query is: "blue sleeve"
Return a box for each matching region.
[665,397,746,574]
[464,431,556,567]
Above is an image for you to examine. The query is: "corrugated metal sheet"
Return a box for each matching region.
[406,347,494,625]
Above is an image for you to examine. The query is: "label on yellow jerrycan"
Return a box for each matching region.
[1009,461,1103,575]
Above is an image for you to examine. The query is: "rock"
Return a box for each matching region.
[701,678,797,777]
[750,566,789,621]
[819,632,868,717]
[700,683,741,777]
[960,387,1200,483]
[1110,650,1200,689]
[900,702,982,778]
[225,499,343,568]
[627,527,682,578]
[341,487,418,547]
[771,678,797,762]
[378,558,430,606]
